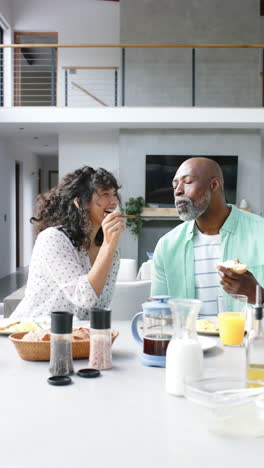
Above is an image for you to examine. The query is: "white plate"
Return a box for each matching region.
[198,336,217,352]
[0,318,50,336]
[0,329,17,336]
[197,329,219,337]
[0,319,20,335]
[0,317,88,336]
[0,322,34,335]
[197,316,219,336]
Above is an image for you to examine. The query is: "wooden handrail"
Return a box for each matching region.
[62,66,119,69]
[71,81,107,106]
[3,43,264,48]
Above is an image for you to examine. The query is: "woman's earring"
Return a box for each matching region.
[73,198,80,209]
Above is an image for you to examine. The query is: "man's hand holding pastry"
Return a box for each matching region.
[216,259,263,304]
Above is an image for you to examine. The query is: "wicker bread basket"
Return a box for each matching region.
[9,330,119,362]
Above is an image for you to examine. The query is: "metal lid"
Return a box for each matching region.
[142,296,171,315]
[254,305,263,320]
[90,308,111,329]
[254,285,263,320]
[51,311,73,334]
[77,368,101,378]
[151,295,171,301]
[47,376,72,386]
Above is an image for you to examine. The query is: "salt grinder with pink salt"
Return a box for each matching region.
[89,308,112,370]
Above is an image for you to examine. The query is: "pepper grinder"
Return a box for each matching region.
[49,311,74,377]
[89,308,112,370]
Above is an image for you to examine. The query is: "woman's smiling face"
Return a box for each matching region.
[88,186,119,225]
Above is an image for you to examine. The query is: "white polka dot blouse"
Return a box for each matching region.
[11,227,120,319]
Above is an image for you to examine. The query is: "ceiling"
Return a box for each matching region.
[0,127,58,156]
[1,107,264,158]
[2,107,264,129]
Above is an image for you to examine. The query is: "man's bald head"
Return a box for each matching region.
[177,157,224,185]
[172,157,226,221]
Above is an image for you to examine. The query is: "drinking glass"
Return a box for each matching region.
[217,294,248,346]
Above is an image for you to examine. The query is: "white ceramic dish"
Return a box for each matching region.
[197,316,219,336]
[0,317,52,336]
[185,377,264,438]
[197,329,219,337]
[185,376,264,408]
[0,316,85,336]
[198,336,217,352]
[0,328,19,336]
[0,320,40,335]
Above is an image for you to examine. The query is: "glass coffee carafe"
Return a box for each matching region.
[131,296,173,367]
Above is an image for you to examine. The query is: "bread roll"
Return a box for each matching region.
[21,327,90,342]
[72,327,90,341]
[217,259,247,274]
[22,329,50,341]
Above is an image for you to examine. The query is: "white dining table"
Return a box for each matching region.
[0,320,263,468]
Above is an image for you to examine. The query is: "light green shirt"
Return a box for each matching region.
[151,205,264,300]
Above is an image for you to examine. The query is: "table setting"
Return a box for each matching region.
[0,290,264,468]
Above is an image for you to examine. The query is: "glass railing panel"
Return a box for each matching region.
[124,47,192,106]
[195,48,261,107]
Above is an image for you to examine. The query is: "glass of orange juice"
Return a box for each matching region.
[217,294,248,346]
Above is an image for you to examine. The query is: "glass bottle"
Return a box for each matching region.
[89,308,112,370]
[49,311,74,376]
[246,285,264,388]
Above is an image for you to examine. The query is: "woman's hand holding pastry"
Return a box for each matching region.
[87,211,125,297]
[102,211,125,247]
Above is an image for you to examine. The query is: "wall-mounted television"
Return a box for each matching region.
[145,155,238,207]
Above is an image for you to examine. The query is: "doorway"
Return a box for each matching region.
[14,32,58,106]
[0,25,3,106]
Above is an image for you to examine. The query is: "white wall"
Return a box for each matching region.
[0,137,39,278]
[121,0,261,107]
[0,0,12,25]
[119,129,262,260]
[0,0,13,106]
[59,130,120,179]
[0,138,14,278]
[11,0,120,106]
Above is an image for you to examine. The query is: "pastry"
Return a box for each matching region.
[216,259,247,274]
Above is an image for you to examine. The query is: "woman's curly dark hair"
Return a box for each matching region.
[30,166,121,250]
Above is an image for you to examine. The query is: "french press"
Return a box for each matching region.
[131,296,173,367]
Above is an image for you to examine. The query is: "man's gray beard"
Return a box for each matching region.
[175,192,211,221]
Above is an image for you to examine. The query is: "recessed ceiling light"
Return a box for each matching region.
[43,144,49,147]
[19,127,24,130]
[33,136,39,140]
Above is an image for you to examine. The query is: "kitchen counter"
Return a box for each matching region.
[0,321,263,468]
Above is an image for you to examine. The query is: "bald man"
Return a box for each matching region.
[151,157,264,314]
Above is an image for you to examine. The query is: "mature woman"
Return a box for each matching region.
[11,166,125,319]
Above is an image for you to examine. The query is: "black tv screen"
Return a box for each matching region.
[145,155,238,207]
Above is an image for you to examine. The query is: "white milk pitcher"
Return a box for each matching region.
[166,299,203,397]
